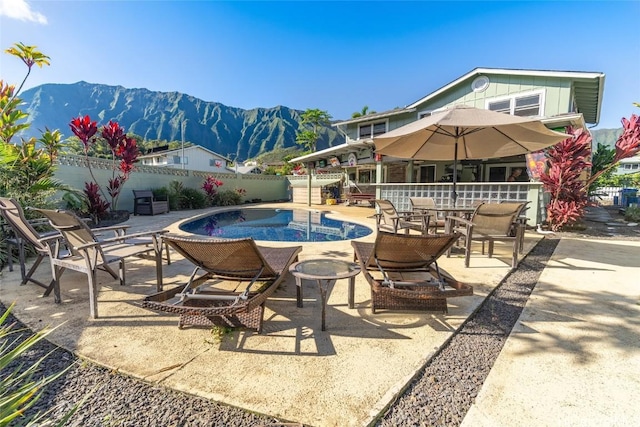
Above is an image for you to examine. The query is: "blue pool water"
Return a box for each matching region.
[179,208,373,242]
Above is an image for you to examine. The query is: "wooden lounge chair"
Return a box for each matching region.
[142,235,302,332]
[32,208,167,318]
[445,202,526,268]
[374,199,430,235]
[351,232,472,313]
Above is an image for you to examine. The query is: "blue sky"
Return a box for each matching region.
[1,0,639,130]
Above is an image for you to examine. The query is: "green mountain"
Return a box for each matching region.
[591,128,623,148]
[19,81,344,160]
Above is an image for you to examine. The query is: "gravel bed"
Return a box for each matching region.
[3,237,559,427]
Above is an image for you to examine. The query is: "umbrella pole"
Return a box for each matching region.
[452,140,458,207]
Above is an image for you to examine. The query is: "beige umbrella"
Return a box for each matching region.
[374,105,569,205]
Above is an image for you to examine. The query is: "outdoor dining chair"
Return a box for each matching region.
[352,231,472,313]
[142,234,302,332]
[374,199,430,235]
[445,202,526,268]
[32,208,168,318]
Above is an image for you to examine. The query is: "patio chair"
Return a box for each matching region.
[351,232,472,313]
[409,197,445,234]
[374,199,430,235]
[141,235,302,332]
[32,208,168,318]
[0,197,60,294]
[133,190,169,216]
[445,202,526,268]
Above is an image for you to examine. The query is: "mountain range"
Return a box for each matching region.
[19,82,345,160]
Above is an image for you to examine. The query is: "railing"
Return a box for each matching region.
[377,182,544,225]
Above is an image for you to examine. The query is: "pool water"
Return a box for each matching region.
[179,208,373,242]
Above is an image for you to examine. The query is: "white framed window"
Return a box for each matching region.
[358,120,387,139]
[418,107,446,120]
[486,90,545,117]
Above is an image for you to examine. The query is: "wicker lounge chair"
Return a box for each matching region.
[142,235,302,332]
[32,208,167,318]
[352,232,472,313]
[445,202,526,268]
[374,199,430,235]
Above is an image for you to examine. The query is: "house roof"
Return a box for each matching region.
[289,140,373,163]
[334,67,605,126]
[138,144,231,161]
[331,107,415,127]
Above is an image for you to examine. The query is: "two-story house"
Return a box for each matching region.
[289,67,605,219]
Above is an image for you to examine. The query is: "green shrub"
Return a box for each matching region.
[152,187,177,211]
[624,205,640,222]
[214,189,242,206]
[181,188,207,209]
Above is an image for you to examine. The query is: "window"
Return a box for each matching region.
[487,91,544,117]
[415,165,436,183]
[358,121,386,139]
[173,156,187,165]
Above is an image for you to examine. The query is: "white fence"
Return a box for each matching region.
[592,187,622,204]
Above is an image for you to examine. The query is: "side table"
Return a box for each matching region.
[289,259,361,331]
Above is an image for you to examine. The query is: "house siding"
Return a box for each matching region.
[343,74,575,141]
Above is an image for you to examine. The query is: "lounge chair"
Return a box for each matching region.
[351,232,472,313]
[445,202,526,268]
[142,235,302,332]
[0,197,60,294]
[32,208,167,318]
[374,199,430,235]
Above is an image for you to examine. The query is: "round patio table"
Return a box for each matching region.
[289,259,361,331]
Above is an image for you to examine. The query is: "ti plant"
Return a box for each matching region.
[69,115,140,216]
[540,126,592,231]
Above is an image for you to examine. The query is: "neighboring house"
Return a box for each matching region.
[228,161,263,175]
[616,155,640,175]
[138,145,230,173]
[291,67,604,185]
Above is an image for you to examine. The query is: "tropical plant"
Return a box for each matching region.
[540,126,592,231]
[295,108,332,152]
[351,105,376,118]
[202,175,223,206]
[69,116,140,213]
[588,142,616,193]
[624,205,640,222]
[583,113,640,189]
[214,189,242,206]
[0,303,81,426]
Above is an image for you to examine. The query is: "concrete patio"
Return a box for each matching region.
[1,203,638,426]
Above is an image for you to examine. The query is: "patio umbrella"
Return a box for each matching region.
[373,105,570,205]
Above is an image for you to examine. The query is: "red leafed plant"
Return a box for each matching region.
[540,126,592,231]
[202,175,224,205]
[583,114,640,188]
[69,116,139,215]
[84,181,110,222]
[541,113,640,231]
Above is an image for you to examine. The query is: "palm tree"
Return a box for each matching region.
[351,105,377,119]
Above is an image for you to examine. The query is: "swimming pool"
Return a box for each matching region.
[179,208,373,242]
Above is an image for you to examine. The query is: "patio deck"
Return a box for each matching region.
[2,203,638,426]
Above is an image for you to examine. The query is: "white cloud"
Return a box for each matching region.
[0,0,48,24]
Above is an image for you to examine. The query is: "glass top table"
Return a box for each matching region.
[289,259,361,331]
